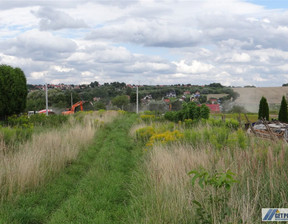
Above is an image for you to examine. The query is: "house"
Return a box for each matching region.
[206,104,220,113]
[209,98,218,104]
[166,92,176,98]
[143,95,152,101]
[194,91,200,98]
[183,91,191,95]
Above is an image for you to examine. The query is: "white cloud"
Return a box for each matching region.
[228,53,251,63]
[253,74,269,82]
[173,60,214,74]
[52,66,74,72]
[30,71,47,79]
[32,7,88,30]
[0,0,288,86]
[0,30,77,61]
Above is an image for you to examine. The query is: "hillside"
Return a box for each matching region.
[233,86,288,112]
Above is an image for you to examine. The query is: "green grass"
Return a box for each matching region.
[0,113,140,223]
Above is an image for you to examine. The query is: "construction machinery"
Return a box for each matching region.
[62,101,85,115]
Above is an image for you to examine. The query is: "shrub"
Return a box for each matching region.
[0,126,33,147]
[189,168,237,224]
[164,111,177,122]
[225,119,239,130]
[140,115,155,122]
[146,130,183,147]
[7,114,32,129]
[136,126,155,142]
[164,102,210,122]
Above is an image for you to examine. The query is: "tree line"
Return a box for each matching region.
[258,96,288,123]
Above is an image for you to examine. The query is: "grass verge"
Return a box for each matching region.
[0,113,140,224]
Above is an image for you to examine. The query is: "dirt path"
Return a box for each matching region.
[0,114,139,224]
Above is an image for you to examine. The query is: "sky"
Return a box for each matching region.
[1,0,288,86]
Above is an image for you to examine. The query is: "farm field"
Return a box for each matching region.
[233,86,288,112]
[212,112,278,123]
[0,111,288,223]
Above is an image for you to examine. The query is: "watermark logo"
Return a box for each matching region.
[262,208,288,221]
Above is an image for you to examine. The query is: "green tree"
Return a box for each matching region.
[130,92,142,104]
[200,104,210,119]
[0,65,27,119]
[90,81,99,88]
[278,96,288,123]
[94,101,106,110]
[111,95,129,110]
[258,96,269,121]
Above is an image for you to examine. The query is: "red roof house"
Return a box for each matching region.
[205,104,220,113]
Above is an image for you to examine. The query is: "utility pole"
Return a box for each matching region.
[45,83,48,116]
[71,91,73,108]
[136,85,139,114]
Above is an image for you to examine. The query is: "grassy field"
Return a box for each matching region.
[127,117,288,223]
[0,111,287,223]
[0,112,140,223]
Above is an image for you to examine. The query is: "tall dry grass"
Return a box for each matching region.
[0,111,119,200]
[131,123,288,223]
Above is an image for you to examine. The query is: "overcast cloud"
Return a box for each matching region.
[0,0,288,86]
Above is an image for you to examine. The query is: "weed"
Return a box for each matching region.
[189,169,237,224]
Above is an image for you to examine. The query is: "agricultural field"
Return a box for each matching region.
[233,86,288,112]
[212,112,279,123]
[0,110,287,223]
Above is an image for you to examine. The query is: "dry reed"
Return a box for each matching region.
[0,111,119,200]
[140,137,288,223]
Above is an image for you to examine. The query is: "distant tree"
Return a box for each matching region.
[125,87,132,96]
[148,101,168,113]
[208,83,223,88]
[130,92,142,104]
[258,96,269,121]
[278,96,288,123]
[94,101,106,110]
[228,105,247,113]
[282,83,288,87]
[111,95,129,109]
[244,85,256,88]
[171,100,182,111]
[0,65,28,119]
[90,81,99,88]
[199,95,207,104]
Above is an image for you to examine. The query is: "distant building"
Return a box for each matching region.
[206,104,220,113]
[166,92,176,98]
[209,98,218,104]
[194,91,200,98]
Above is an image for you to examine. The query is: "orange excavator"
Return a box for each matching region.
[62,101,85,115]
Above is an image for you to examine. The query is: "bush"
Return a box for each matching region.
[164,102,210,122]
[136,126,155,142]
[29,114,68,127]
[140,115,155,122]
[0,126,33,146]
[146,130,183,147]
[225,119,239,130]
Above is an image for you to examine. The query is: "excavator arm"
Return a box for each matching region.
[62,101,85,115]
